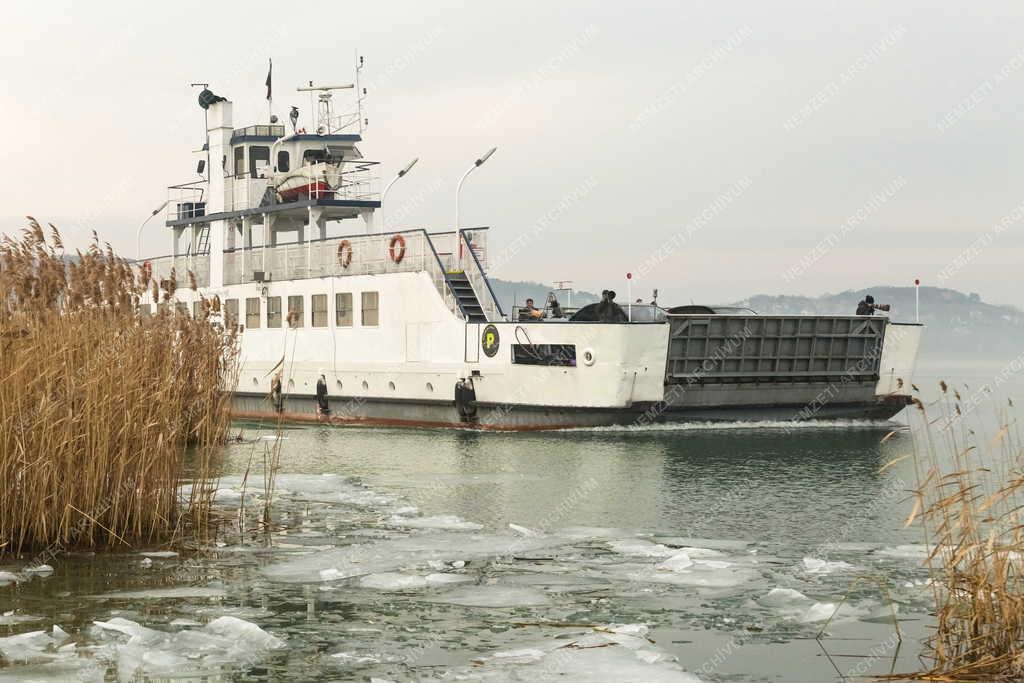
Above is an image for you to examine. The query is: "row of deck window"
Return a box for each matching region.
[223,292,379,330]
[139,292,379,330]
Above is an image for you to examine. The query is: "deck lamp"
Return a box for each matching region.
[455,147,497,230]
[379,158,419,232]
[136,200,170,260]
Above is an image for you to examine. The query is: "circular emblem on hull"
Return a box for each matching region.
[481,324,500,358]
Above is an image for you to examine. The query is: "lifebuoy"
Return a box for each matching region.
[388,234,406,264]
[337,240,353,268]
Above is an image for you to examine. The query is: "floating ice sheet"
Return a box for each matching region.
[90,616,284,682]
[801,557,855,574]
[262,532,570,584]
[424,584,552,608]
[386,514,484,531]
[358,572,472,590]
[455,623,705,682]
[89,586,227,600]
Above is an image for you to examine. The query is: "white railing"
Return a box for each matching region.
[146,254,210,289]
[166,162,379,219]
[221,228,498,320]
[223,230,461,317]
[167,182,206,221]
[458,229,503,321]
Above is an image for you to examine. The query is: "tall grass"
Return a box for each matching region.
[885,385,1024,681]
[0,218,238,555]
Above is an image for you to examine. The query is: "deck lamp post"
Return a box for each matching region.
[455,147,497,230]
[136,200,170,260]
[379,158,419,232]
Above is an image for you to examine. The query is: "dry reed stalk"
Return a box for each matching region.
[879,382,1024,682]
[0,218,238,555]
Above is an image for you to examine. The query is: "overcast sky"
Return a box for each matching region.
[2,1,1022,306]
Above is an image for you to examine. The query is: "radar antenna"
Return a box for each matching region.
[296,82,354,135]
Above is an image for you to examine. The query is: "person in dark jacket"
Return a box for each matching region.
[596,290,629,323]
[316,374,330,416]
[856,295,876,315]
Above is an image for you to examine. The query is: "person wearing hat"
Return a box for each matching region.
[856,295,876,315]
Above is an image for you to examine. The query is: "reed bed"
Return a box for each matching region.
[884,385,1024,681]
[0,218,238,556]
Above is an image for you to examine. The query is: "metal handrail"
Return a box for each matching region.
[459,229,504,320]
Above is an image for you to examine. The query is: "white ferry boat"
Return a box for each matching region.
[139,77,922,430]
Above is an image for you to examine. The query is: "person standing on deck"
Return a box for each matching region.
[270,372,284,413]
[316,373,330,416]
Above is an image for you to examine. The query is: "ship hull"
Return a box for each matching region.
[231,391,911,431]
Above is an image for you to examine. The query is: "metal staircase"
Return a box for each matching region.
[447,272,488,323]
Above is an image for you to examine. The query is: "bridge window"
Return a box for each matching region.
[233,146,245,176]
[336,293,352,327]
[512,344,577,367]
[361,291,379,326]
[287,295,304,328]
[267,296,282,328]
[277,150,289,172]
[249,146,270,178]
[311,294,328,327]
[245,297,260,329]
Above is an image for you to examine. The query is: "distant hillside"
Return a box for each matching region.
[735,286,1024,358]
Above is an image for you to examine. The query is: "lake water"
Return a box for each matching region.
[1,357,1021,682]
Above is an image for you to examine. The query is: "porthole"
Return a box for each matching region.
[251,377,258,386]
[426,382,434,392]
[388,381,396,391]
[582,349,595,366]
[361,380,369,391]
[336,379,343,390]
[287,379,295,390]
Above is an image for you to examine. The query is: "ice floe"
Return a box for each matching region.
[0,611,44,626]
[262,531,569,583]
[757,587,811,608]
[0,625,70,663]
[90,616,284,681]
[385,514,483,531]
[89,586,227,600]
[877,544,930,559]
[456,623,705,682]
[607,539,677,558]
[424,584,552,608]
[358,571,471,590]
[801,557,855,574]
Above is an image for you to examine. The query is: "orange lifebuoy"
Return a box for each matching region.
[388,234,406,264]
[337,240,353,268]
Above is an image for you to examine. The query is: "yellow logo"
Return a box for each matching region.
[481,324,500,358]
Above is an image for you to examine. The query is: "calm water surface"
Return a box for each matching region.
[1,359,1020,682]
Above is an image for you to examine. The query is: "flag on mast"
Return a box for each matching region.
[265,58,272,101]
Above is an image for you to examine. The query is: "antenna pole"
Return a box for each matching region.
[355,51,364,135]
[190,82,211,182]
